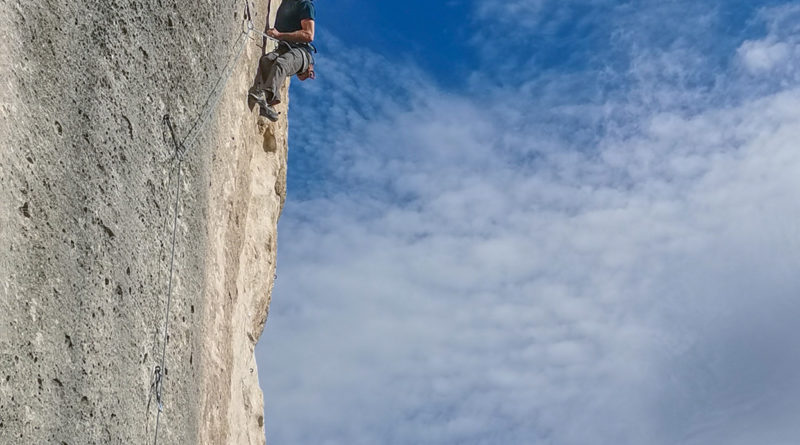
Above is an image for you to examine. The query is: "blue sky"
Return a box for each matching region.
[256,1,800,444]
[316,0,477,82]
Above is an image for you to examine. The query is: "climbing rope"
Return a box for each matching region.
[151,114,183,445]
[147,2,278,444]
[246,0,282,47]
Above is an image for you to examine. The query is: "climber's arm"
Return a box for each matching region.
[267,19,315,43]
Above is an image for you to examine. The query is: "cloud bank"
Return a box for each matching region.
[257,3,800,444]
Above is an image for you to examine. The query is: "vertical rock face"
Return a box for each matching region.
[0,0,286,443]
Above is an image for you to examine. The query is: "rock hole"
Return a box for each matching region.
[54,121,63,135]
[262,132,278,153]
[100,223,115,238]
[26,156,33,163]
[190,305,194,314]
[120,115,133,138]
[167,16,173,27]
[65,334,73,348]
[37,377,43,390]
[126,267,130,275]
[104,278,109,286]
[19,202,30,218]
[53,378,63,387]
[115,285,123,296]
[257,415,264,427]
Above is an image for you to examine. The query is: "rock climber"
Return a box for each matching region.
[249,0,316,122]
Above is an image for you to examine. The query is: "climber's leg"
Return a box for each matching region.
[249,50,280,107]
[258,50,280,86]
[263,47,306,106]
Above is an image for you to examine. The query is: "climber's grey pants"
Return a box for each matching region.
[259,45,308,104]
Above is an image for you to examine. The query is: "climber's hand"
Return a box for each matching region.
[297,65,315,81]
[266,28,281,39]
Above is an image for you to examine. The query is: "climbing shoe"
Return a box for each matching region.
[259,105,279,122]
[249,90,268,109]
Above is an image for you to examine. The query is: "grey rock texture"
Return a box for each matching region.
[1,0,287,443]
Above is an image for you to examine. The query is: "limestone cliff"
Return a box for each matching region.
[0,0,287,443]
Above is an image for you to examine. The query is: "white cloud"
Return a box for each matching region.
[739,40,791,72]
[473,0,609,33]
[257,4,800,445]
[737,5,800,79]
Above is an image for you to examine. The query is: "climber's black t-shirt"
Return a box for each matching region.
[274,0,315,33]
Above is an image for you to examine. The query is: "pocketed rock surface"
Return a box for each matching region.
[0,1,287,443]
